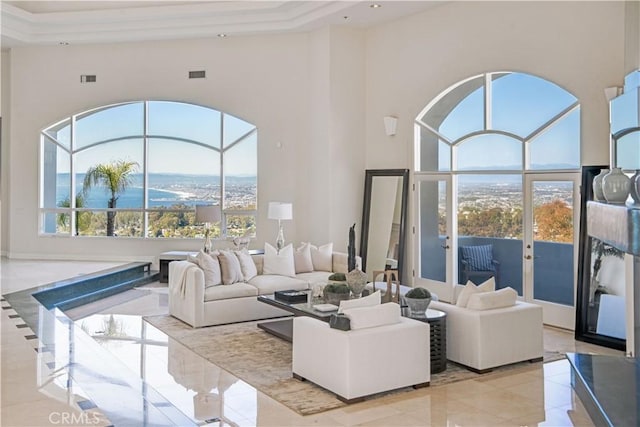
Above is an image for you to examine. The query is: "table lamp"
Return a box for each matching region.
[268,202,292,252]
[195,204,221,253]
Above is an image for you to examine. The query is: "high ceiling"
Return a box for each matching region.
[1,1,443,48]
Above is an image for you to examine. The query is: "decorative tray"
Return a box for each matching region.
[274,290,308,303]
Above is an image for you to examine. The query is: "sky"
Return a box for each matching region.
[48,101,257,176]
[430,72,581,172]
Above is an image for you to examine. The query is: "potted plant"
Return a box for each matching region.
[403,287,432,318]
[323,283,351,305]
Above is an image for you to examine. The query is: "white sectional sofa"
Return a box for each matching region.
[169,250,356,328]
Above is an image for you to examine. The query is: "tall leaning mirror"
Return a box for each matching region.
[360,169,409,282]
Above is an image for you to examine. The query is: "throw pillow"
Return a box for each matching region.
[294,243,314,274]
[455,277,496,308]
[460,245,494,271]
[218,250,244,285]
[263,243,296,277]
[195,250,222,288]
[343,302,401,330]
[467,287,517,310]
[338,290,381,314]
[309,242,333,272]
[234,249,258,281]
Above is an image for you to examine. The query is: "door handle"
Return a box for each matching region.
[524,255,532,260]
[441,245,450,249]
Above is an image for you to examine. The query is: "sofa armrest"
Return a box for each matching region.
[168,260,206,327]
[332,252,362,274]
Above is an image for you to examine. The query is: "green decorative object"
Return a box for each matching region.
[328,273,346,282]
[323,283,350,305]
[405,287,431,299]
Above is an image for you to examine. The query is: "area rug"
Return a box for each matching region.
[144,314,564,416]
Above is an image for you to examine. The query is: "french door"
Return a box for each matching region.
[524,173,580,329]
[414,172,580,329]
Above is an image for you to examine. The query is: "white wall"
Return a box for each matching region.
[0,1,629,265]
[365,1,626,282]
[3,34,317,261]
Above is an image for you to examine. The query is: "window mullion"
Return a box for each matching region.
[220,113,226,237]
[485,73,492,130]
[143,101,149,237]
[70,114,77,235]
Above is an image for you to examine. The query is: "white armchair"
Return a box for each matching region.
[292,311,430,403]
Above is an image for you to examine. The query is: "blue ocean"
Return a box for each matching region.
[56,173,255,208]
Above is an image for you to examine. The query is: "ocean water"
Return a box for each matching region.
[56,173,255,208]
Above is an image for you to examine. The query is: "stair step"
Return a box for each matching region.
[32,262,158,309]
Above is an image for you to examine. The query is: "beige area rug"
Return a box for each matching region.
[144,314,564,416]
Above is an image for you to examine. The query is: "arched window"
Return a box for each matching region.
[40,101,257,238]
[416,72,580,172]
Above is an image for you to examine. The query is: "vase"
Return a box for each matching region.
[592,168,609,201]
[346,268,368,298]
[404,297,431,318]
[630,170,640,205]
[602,167,630,204]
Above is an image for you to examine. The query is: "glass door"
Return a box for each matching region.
[524,173,580,329]
[414,175,455,302]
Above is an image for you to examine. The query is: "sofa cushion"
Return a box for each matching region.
[191,250,222,288]
[309,242,333,272]
[342,302,401,330]
[294,243,314,274]
[467,287,517,311]
[234,249,258,281]
[247,274,308,295]
[263,243,296,277]
[456,277,495,308]
[460,244,494,271]
[218,250,244,285]
[295,271,332,284]
[338,290,381,314]
[204,282,258,302]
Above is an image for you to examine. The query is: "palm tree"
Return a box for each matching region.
[83,160,138,236]
[57,192,89,235]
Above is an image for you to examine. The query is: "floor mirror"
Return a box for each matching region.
[359,169,409,282]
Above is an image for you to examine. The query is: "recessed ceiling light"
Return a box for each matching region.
[343,16,350,21]
[370,3,382,8]
[217,33,227,38]
[59,41,69,46]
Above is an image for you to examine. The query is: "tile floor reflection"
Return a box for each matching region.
[1,258,625,426]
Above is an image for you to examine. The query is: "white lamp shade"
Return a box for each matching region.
[268,202,292,220]
[195,205,221,223]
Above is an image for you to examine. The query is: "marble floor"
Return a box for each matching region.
[0,258,625,427]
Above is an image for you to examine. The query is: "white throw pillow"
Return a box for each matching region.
[218,250,244,285]
[195,250,222,288]
[263,243,296,277]
[455,277,496,308]
[234,249,258,281]
[467,287,517,311]
[309,242,333,272]
[343,302,401,330]
[338,290,381,314]
[294,243,314,274]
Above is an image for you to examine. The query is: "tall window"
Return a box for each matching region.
[40,101,257,238]
[416,72,580,243]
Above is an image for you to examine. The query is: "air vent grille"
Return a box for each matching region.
[80,75,96,83]
[189,70,206,79]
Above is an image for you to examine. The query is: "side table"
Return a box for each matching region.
[158,251,197,283]
[408,308,447,374]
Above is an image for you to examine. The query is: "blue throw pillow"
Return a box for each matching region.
[461,245,493,271]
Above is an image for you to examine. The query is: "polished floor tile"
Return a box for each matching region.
[1,257,625,426]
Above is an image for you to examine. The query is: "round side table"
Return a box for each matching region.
[408,308,447,374]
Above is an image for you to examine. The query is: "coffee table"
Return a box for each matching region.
[257,293,336,341]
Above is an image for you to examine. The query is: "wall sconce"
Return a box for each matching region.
[384,116,398,136]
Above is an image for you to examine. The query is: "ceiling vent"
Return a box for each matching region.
[189,70,206,79]
[80,75,96,83]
